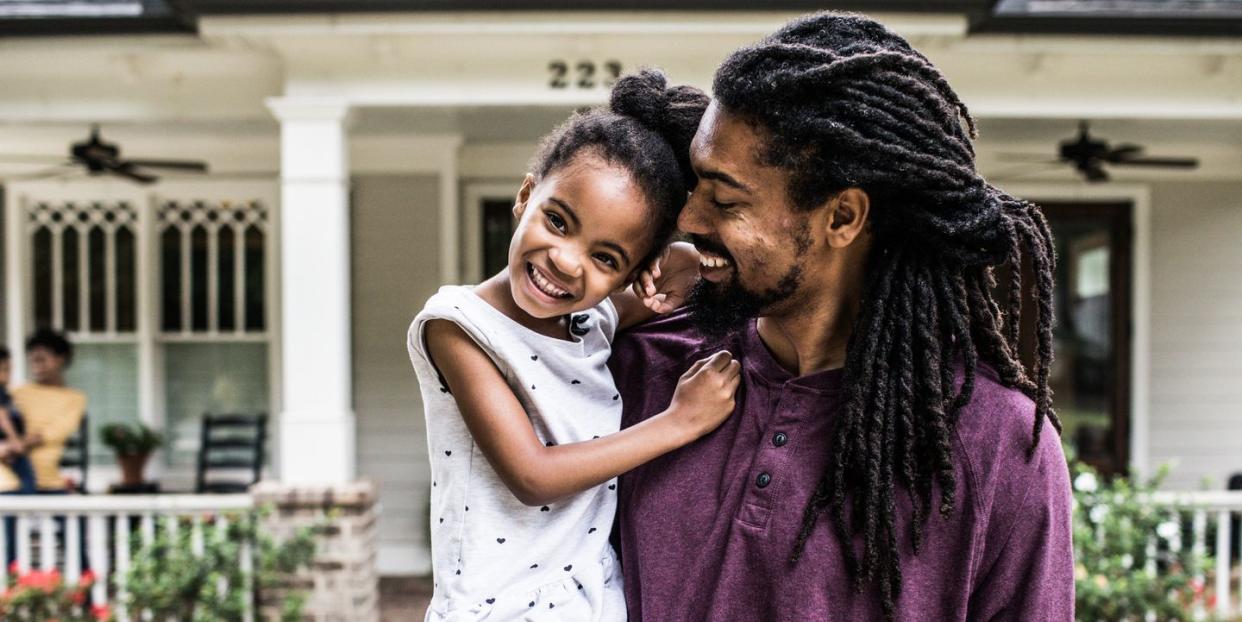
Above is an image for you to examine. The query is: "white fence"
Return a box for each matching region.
[0,494,254,620]
[1148,490,1242,620]
[1,489,1239,620]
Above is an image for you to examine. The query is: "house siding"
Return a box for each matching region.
[1148,181,1242,490]
[351,174,441,575]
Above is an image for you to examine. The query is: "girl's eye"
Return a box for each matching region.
[594,254,618,270]
[546,211,566,232]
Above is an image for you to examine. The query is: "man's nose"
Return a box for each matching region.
[678,192,709,235]
[547,246,583,278]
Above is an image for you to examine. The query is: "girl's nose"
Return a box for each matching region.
[547,246,583,279]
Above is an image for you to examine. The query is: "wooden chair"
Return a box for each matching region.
[57,414,88,493]
[195,414,267,494]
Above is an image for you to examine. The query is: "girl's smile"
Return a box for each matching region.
[525,261,575,301]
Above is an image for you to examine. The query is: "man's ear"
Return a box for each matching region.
[823,187,871,249]
[513,173,536,218]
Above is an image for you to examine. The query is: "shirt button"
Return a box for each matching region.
[773,432,788,447]
[756,472,772,488]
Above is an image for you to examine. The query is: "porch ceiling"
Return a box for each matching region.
[1,111,1239,183]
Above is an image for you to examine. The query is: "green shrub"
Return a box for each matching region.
[122,508,316,622]
[1071,458,1209,621]
[99,423,163,457]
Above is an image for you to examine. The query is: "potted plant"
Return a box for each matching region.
[100,423,163,487]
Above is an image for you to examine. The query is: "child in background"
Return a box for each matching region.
[408,70,728,621]
[0,346,37,492]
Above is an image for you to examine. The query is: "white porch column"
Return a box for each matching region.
[267,97,356,485]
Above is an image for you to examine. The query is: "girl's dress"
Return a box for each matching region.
[408,285,626,621]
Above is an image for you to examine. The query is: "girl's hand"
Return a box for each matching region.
[632,242,701,314]
[665,350,741,443]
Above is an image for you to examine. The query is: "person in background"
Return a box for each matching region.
[1,329,87,495]
[0,346,37,493]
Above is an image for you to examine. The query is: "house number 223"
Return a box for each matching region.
[548,60,623,89]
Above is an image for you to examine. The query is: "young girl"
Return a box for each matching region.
[408,71,732,621]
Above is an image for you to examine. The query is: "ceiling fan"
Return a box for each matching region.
[0,125,208,184]
[998,121,1199,182]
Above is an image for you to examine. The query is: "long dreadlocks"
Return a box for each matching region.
[712,12,1061,617]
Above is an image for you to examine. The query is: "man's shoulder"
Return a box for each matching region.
[953,366,1069,517]
[610,308,717,373]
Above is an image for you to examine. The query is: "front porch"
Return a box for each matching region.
[1,481,379,621]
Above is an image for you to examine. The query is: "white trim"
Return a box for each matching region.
[265,97,352,126]
[51,228,62,330]
[4,190,26,382]
[461,180,522,284]
[267,181,283,480]
[201,12,969,38]
[139,196,161,480]
[1003,182,1152,477]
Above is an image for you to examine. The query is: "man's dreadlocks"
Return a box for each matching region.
[712,12,1060,617]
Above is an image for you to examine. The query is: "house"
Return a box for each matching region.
[1,0,1240,577]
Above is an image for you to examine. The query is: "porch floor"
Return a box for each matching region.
[380,576,434,621]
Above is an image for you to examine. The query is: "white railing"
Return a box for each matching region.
[0,494,254,621]
[1148,490,1242,620]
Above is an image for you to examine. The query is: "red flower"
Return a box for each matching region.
[72,588,87,604]
[91,603,111,620]
[79,569,96,586]
[6,560,17,575]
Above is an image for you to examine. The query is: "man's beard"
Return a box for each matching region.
[686,261,803,340]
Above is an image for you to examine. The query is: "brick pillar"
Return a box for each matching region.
[252,480,380,622]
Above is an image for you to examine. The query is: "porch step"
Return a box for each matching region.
[379,576,433,621]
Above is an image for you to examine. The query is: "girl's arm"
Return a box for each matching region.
[612,241,700,331]
[425,318,738,507]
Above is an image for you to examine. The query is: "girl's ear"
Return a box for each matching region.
[513,173,536,218]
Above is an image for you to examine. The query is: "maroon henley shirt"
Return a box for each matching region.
[609,309,1074,621]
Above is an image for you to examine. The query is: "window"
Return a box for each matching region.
[7,181,278,472]
[1010,201,1133,475]
[155,197,272,467]
[481,198,516,278]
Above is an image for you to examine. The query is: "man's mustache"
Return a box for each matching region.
[687,235,732,262]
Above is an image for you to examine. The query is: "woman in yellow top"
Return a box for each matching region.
[0,329,87,494]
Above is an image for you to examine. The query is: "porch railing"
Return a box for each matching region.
[0,493,254,621]
[1,489,1239,619]
[1147,490,1242,620]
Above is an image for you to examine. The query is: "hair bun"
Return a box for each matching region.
[609,68,710,191]
[609,69,673,132]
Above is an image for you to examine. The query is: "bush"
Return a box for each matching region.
[0,565,110,621]
[122,508,316,622]
[1071,458,1209,621]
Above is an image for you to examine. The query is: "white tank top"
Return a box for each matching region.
[408,285,626,621]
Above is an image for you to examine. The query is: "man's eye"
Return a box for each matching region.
[711,199,736,210]
[547,212,566,231]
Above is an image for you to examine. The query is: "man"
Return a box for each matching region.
[609,13,1074,620]
[0,329,87,494]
